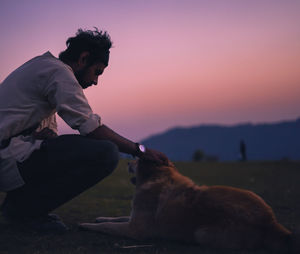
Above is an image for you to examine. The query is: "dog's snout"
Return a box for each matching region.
[130,176,136,185]
[128,161,137,174]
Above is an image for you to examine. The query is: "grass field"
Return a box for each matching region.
[0,160,299,254]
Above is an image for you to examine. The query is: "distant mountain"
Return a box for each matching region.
[141,118,300,161]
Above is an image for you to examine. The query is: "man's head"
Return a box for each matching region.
[59,28,112,89]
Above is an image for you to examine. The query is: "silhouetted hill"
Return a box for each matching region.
[141,118,300,161]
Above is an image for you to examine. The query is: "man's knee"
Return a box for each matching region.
[101,141,119,175]
[89,140,119,179]
[69,140,119,186]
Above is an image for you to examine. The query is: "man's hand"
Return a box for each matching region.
[33,127,58,140]
[139,148,169,165]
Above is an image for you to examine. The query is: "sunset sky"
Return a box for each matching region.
[0,0,299,141]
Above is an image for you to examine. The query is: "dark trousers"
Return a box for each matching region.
[2,135,119,219]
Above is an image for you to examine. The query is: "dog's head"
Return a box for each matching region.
[128,159,175,187]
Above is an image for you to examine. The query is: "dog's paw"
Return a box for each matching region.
[78,223,99,231]
[78,223,89,231]
[95,217,111,223]
[95,216,130,223]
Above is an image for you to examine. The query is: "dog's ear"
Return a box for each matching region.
[166,160,174,167]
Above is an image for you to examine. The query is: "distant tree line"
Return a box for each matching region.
[192,149,219,162]
[193,140,248,162]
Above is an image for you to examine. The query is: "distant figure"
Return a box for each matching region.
[0,28,168,233]
[239,139,247,161]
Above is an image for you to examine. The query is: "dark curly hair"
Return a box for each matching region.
[59,28,112,66]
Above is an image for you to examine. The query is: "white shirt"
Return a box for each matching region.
[0,52,101,191]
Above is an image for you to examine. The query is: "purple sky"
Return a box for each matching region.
[1,0,299,141]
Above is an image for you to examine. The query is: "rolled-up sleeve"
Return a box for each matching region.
[43,67,101,135]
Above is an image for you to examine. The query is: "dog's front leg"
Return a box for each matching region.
[95,216,130,223]
[79,222,138,239]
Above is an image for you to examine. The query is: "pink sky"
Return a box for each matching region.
[0,0,299,141]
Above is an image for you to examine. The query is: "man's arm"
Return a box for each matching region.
[87,125,136,155]
[87,125,168,165]
[42,66,167,164]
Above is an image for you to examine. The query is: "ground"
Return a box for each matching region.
[0,160,299,254]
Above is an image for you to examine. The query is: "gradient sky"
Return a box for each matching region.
[0,0,299,141]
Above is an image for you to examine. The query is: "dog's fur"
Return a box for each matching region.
[80,160,298,252]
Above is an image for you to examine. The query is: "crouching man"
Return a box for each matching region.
[0,28,167,233]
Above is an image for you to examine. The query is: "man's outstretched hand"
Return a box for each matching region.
[139,148,169,165]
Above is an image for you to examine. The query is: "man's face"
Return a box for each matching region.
[75,62,106,89]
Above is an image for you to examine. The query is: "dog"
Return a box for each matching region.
[80,159,299,253]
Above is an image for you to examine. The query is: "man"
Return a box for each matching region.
[0,28,168,232]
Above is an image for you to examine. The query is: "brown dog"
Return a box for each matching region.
[80,159,298,253]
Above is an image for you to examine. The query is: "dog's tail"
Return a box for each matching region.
[264,222,300,254]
